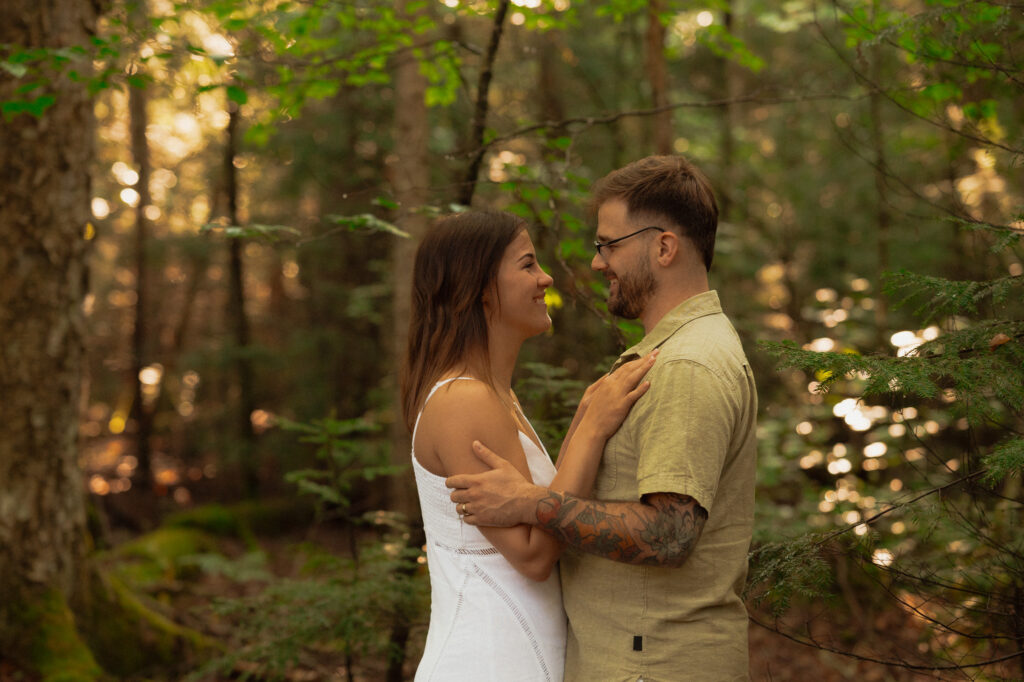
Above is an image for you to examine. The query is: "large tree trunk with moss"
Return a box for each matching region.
[0,0,101,676]
[0,5,212,678]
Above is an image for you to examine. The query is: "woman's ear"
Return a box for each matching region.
[481,285,495,315]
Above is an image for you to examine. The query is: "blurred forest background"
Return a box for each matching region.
[1,0,1022,680]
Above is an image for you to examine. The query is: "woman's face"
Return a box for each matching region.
[485,230,554,340]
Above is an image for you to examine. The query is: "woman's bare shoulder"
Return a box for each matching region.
[424,378,508,425]
[418,378,524,474]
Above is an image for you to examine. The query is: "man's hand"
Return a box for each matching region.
[446,441,547,527]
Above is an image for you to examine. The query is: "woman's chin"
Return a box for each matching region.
[522,316,552,339]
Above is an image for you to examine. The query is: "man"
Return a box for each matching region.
[447,155,757,681]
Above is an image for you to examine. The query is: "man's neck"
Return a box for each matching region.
[640,279,710,334]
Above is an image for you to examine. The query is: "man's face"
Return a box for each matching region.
[591,199,657,320]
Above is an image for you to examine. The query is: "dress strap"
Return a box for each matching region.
[411,377,480,444]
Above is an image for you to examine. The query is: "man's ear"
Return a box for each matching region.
[655,230,680,266]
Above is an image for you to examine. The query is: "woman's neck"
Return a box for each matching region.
[486,330,522,394]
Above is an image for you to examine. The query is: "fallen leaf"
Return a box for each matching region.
[989,333,1011,351]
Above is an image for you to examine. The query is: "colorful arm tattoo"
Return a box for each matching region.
[534,491,708,567]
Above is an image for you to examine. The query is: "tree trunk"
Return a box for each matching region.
[385,2,433,678]
[224,101,259,497]
[718,2,740,222]
[128,40,156,501]
[645,0,673,155]
[867,1,891,347]
[389,3,431,525]
[537,33,565,131]
[0,0,100,675]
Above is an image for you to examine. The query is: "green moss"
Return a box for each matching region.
[164,499,315,546]
[111,527,217,587]
[12,587,104,682]
[80,570,220,677]
[115,527,217,563]
[164,504,249,539]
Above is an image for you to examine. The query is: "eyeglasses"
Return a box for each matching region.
[593,226,665,257]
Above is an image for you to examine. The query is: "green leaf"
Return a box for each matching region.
[201,223,301,242]
[4,94,58,119]
[920,82,961,102]
[550,136,573,151]
[325,213,410,239]
[27,94,55,117]
[371,196,399,210]
[226,85,248,105]
[1,61,28,78]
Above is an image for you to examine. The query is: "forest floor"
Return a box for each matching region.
[9,488,1012,681]
[124,511,963,682]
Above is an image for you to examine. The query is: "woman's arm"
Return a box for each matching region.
[554,375,602,466]
[425,355,655,581]
[424,381,563,581]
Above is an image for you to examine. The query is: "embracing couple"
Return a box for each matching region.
[401,156,757,682]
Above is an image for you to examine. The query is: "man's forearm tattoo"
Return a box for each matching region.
[535,491,707,566]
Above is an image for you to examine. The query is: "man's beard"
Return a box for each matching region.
[607,256,656,319]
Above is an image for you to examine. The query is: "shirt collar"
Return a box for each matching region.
[616,290,723,363]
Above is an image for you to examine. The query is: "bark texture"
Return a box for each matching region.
[645,0,673,155]
[224,102,259,497]
[0,0,98,669]
[129,44,156,497]
[385,3,433,678]
[718,2,741,222]
[388,0,431,523]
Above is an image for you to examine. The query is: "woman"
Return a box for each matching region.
[401,211,654,681]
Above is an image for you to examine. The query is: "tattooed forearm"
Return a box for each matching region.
[535,491,707,567]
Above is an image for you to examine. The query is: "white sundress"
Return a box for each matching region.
[412,378,567,682]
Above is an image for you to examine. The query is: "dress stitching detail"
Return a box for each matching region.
[433,540,499,555]
[424,568,471,681]
[471,562,553,682]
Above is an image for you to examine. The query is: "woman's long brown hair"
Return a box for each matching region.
[400,211,527,432]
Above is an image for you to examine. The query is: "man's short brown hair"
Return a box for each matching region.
[590,155,718,271]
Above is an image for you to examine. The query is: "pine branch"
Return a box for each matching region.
[761,322,1024,404]
[885,270,1024,321]
[982,437,1024,484]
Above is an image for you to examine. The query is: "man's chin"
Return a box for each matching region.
[608,298,641,320]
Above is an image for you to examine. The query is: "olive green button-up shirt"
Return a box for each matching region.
[561,290,757,682]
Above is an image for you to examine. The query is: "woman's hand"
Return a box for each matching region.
[577,351,657,441]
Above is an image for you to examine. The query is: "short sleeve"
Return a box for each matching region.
[633,359,735,515]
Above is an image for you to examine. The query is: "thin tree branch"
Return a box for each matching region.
[815,0,1023,155]
[829,96,1024,238]
[453,90,867,160]
[860,558,1020,642]
[815,469,987,545]
[457,0,510,206]
[831,0,1024,86]
[751,614,1024,671]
